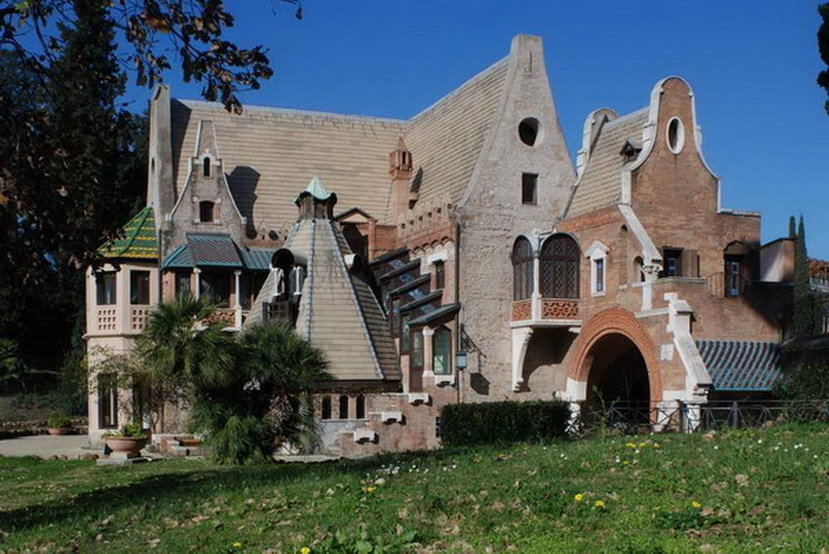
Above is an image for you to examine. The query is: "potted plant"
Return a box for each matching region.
[46,414,74,436]
[103,422,149,459]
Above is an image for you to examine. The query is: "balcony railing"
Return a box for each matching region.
[511,297,580,323]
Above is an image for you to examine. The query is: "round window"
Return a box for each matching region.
[666,117,684,154]
[518,117,541,147]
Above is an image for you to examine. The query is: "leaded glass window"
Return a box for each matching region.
[512,237,533,300]
[540,234,580,298]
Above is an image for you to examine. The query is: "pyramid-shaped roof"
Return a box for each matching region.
[98,206,158,260]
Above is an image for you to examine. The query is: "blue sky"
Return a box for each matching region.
[124,1,829,258]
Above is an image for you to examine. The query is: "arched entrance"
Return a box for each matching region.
[569,308,662,429]
[585,333,649,409]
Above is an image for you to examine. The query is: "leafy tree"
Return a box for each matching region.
[0,0,146,391]
[819,3,829,115]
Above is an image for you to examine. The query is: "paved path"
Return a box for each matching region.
[0,435,97,459]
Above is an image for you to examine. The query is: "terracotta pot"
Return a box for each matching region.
[47,428,71,436]
[104,436,148,458]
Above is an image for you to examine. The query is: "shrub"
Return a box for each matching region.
[46,414,73,429]
[439,400,570,447]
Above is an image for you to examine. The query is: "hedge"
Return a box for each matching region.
[439,400,570,447]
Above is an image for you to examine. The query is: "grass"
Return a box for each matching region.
[2,425,829,552]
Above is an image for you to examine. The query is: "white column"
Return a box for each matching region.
[193,268,201,300]
[422,327,435,377]
[234,270,243,328]
[531,255,542,320]
[511,327,533,392]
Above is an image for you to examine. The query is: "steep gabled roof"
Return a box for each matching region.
[170,100,407,229]
[566,108,648,218]
[98,206,158,260]
[402,58,510,212]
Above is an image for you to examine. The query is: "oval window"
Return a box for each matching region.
[518,117,541,147]
[667,117,684,154]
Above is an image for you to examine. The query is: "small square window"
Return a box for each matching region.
[199,201,215,223]
[522,173,538,205]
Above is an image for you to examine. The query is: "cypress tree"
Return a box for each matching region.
[789,215,797,238]
[792,215,817,338]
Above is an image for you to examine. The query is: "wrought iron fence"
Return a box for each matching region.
[570,399,829,436]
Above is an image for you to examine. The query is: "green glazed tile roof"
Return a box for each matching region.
[696,340,782,392]
[98,206,158,259]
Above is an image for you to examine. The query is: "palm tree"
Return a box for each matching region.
[136,295,235,428]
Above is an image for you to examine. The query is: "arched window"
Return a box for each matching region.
[512,237,533,300]
[540,234,580,298]
[321,396,332,420]
[203,156,211,177]
[433,326,452,375]
[634,257,645,282]
[199,201,215,223]
[339,395,349,419]
[356,395,366,419]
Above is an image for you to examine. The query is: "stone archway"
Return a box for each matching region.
[568,308,662,405]
[585,333,649,409]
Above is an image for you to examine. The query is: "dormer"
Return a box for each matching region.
[165,119,246,256]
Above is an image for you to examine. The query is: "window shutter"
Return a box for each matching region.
[681,250,699,278]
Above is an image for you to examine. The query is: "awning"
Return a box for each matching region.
[696,340,782,392]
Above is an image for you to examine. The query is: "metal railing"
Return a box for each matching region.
[571,399,829,436]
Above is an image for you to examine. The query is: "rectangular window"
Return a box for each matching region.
[411,328,424,369]
[175,271,191,298]
[97,373,118,429]
[95,272,117,305]
[595,258,605,293]
[200,271,231,308]
[726,259,741,297]
[522,173,538,205]
[661,248,682,278]
[130,270,151,305]
[400,313,411,352]
[434,260,445,290]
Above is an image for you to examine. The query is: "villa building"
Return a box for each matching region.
[86,35,802,454]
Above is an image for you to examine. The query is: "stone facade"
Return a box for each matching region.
[86,36,796,454]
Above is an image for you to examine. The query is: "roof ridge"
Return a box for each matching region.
[177,99,409,126]
[409,56,509,122]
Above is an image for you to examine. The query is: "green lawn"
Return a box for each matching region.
[2,425,829,552]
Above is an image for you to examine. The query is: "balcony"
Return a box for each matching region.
[511,297,581,327]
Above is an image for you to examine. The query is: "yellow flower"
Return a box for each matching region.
[232,542,242,548]
[574,493,584,502]
[691,501,702,509]
[638,442,646,448]
[366,486,376,493]
[300,548,311,554]
[594,500,605,508]
[625,442,636,448]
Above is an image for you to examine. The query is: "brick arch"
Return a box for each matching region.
[568,308,663,404]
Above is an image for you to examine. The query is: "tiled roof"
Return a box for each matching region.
[696,340,783,392]
[240,247,276,271]
[162,244,193,269]
[409,303,461,327]
[403,58,509,214]
[567,109,648,218]
[246,213,400,383]
[171,100,407,227]
[162,235,273,271]
[186,233,243,267]
[98,206,158,259]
